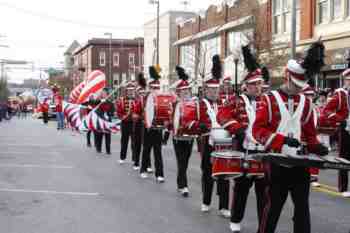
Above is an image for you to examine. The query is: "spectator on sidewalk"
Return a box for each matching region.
[55,95,64,130]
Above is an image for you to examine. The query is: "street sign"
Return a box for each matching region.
[331,64,347,70]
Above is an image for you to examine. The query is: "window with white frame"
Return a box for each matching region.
[317,0,348,24]
[199,36,221,78]
[113,73,120,86]
[129,53,135,66]
[226,30,253,84]
[113,52,119,67]
[318,0,329,23]
[333,0,342,19]
[180,44,195,77]
[272,0,300,35]
[99,51,106,67]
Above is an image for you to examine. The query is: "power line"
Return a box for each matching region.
[0,1,172,31]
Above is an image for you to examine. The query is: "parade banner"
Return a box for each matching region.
[77,70,106,104]
[79,110,120,133]
[63,101,85,130]
[69,81,85,104]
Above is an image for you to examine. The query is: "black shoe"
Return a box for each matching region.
[87,143,91,147]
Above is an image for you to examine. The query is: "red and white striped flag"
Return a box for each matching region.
[77,70,106,104]
[69,82,85,104]
[79,110,120,133]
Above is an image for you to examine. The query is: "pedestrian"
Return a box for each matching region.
[41,99,49,124]
[55,95,64,130]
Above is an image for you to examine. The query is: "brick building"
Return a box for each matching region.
[174,0,270,87]
[266,0,350,88]
[73,38,144,89]
[175,0,350,89]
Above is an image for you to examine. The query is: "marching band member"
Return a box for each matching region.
[171,66,194,197]
[131,73,148,170]
[302,86,323,187]
[321,66,350,197]
[116,81,137,164]
[140,66,166,183]
[94,88,115,155]
[217,45,267,233]
[253,41,328,233]
[188,55,230,217]
[83,95,98,148]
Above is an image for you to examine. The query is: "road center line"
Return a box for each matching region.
[0,164,74,169]
[0,188,99,196]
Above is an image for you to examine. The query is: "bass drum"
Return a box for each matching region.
[144,93,175,129]
[173,100,199,137]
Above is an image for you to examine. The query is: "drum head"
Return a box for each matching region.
[173,102,180,135]
[144,94,155,128]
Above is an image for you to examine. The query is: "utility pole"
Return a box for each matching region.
[291,0,297,59]
[156,0,160,66]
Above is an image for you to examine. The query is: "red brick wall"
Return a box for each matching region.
[300,0,315,40]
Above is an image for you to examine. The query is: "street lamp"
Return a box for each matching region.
[149,0,160,67]
[104,32,113,89]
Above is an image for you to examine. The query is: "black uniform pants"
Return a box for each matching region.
[132,121,143,166]
[140,128,163,177]
[86,131,92,146]
[120,121,133,160]
[338,127,350,192]
[173,139,193,189]
[201,138,229,210]
[43,112,48,124]
[95,132,111,154]
[231,176,266,225]
[259,164,310,233]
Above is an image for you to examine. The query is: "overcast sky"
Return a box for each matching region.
[0,0,222,83]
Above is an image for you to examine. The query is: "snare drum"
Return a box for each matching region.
[210,128,235,151]
[144,93,175,128]
[173,101,199,137]
[211,151,264,179]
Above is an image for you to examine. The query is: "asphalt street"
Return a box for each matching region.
[0,118,349,233]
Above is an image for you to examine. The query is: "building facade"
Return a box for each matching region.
[73,38,144,89]
[144,11,196,90]
[176,0,350,90]
[269,0,350,88]
[174,0,270,88]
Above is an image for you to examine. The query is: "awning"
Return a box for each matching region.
[217,15,254,32]
[192,25,220,40]
[173,35,194,46]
